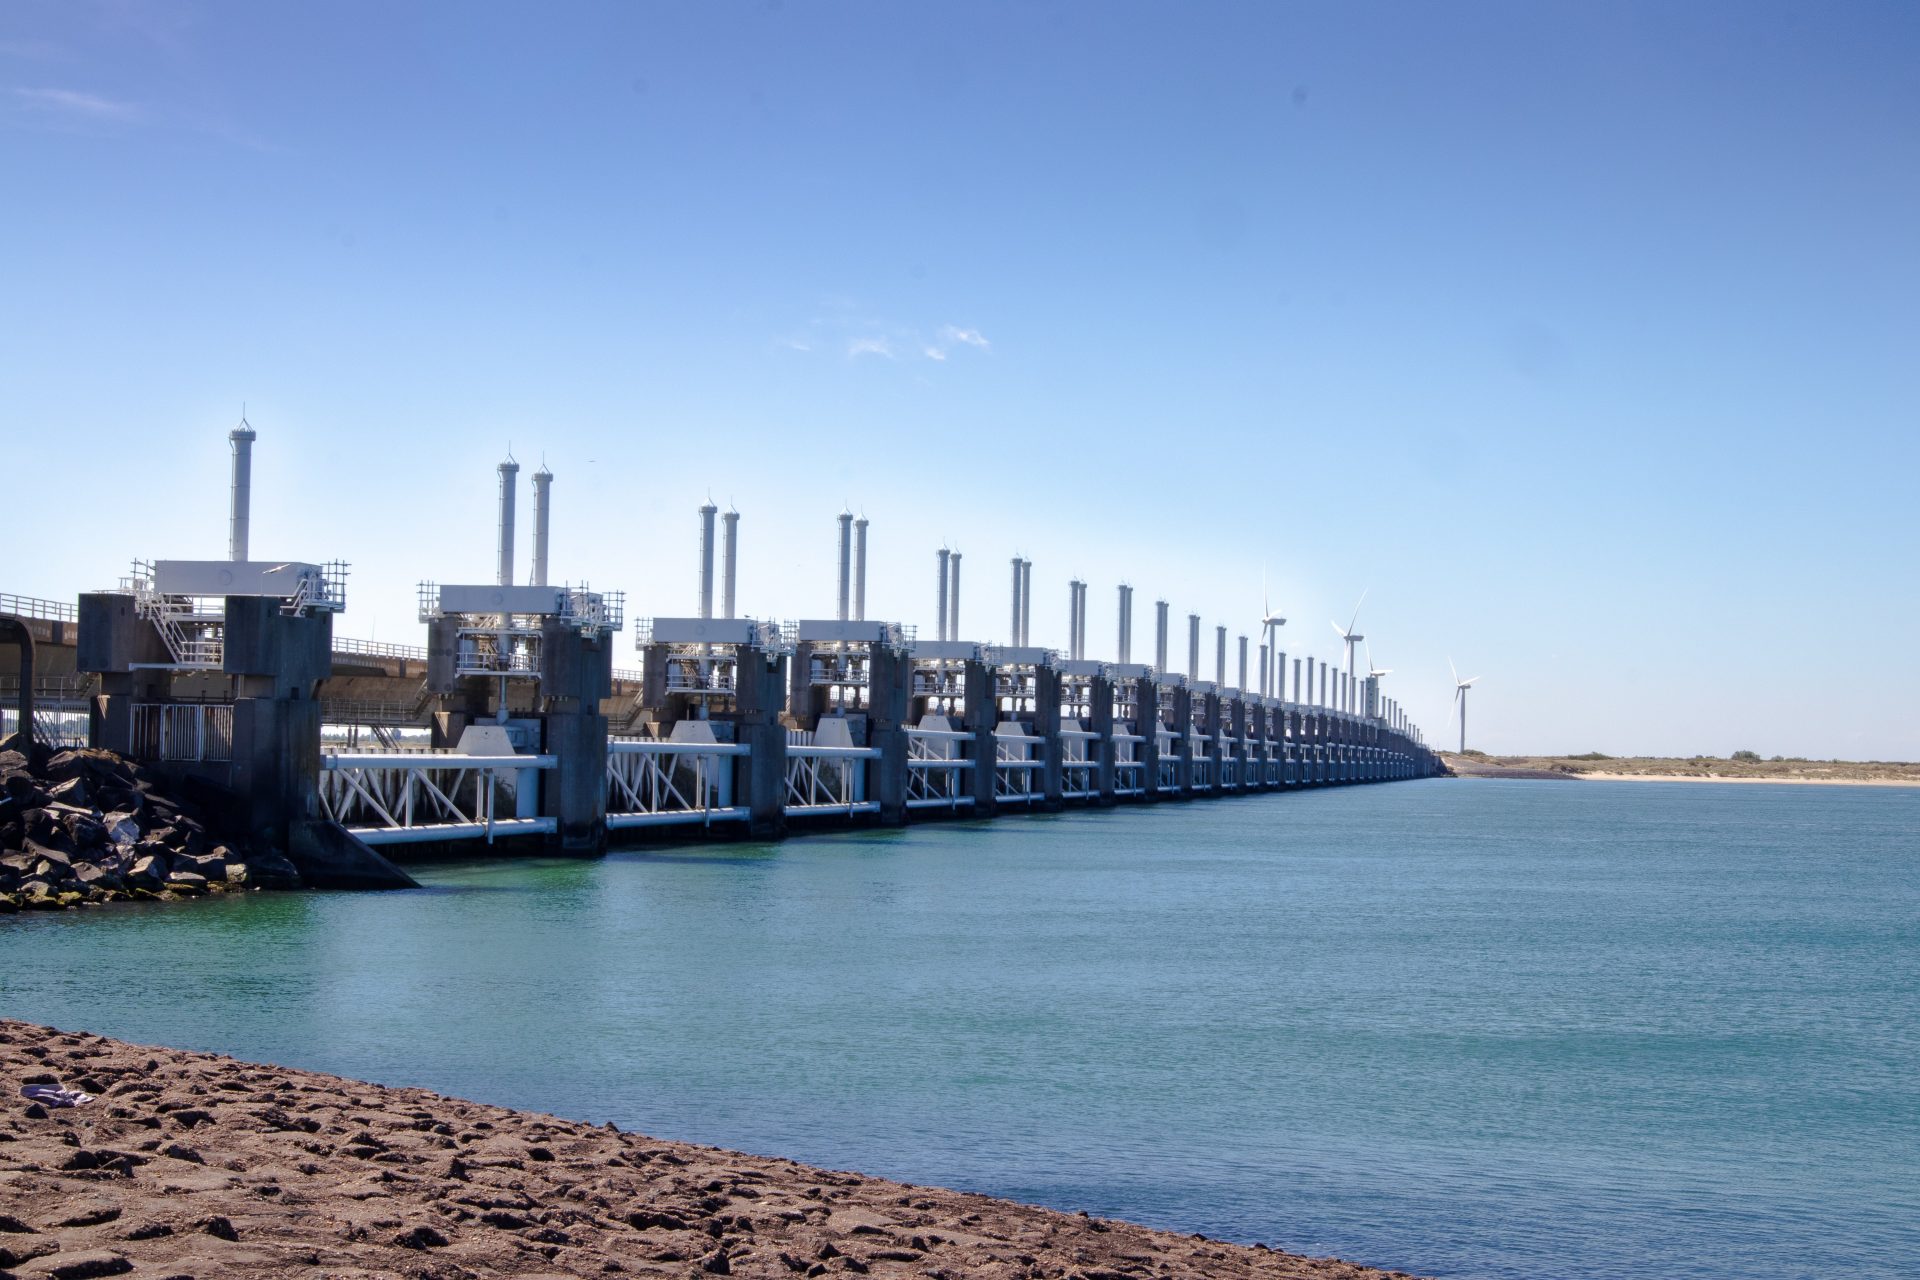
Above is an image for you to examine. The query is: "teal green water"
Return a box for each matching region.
[4,779,1917,1279]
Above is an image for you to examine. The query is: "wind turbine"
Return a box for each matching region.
[1260,575,1286,697]
[1331,589,1368,680]
[1447,656,1481,754]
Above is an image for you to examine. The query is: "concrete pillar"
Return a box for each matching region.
[853,516,869,622]
[228,420,256,563]
[531,467,552,587]
[496,458,519,587]
[1259,643,1269,700]
[1187,613,1200,681]
[1238,635,1248,695]
[1020,559,1033,647]
[1090,671,1116,803]
[535,616,614,855]
[963,658,997,815]
[948,552,962,638]
[1067,580,1082,660]
[721,508,739,619]
[1135,678,1161,803]
[867,645,911,825]
[698,501,717,619]
[1154,601,1169,672]
[1171,682,1194,795]
[937,550,951,642]
[1036,665,1063,810]
[835,511,853,622]
[1009,558,1023,644]
[736,643,789,839]
[1215,625,1227,687]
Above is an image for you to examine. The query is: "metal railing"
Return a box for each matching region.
[0,708,86,749]
[1060,728,1098,799]
[321,696,433,728]
[130,702,233,762]
[318,750,555,845]
[0,592,77,622]
[606,740,748,829]
[905,726,974,810]
[332,636,429,661]
[784,741,878,816]
[1112,731,1146,796]
[992,730,1043,804]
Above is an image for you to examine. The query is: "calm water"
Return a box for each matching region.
[5,779,1917,1279]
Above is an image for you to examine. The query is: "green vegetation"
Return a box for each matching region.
[1731,750,1761,762]
[1566,751,1612,761]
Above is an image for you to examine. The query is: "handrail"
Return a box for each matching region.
[608,740,749,756]
[322,751,556,769]
[333,636,429,660]
[0,592,77,622]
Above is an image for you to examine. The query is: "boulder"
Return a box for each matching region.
[74,864,123,893]
[30,859,74,886]
[101,812,141,846]
[2,773,37,804]
[126,856,167,891]
[94,785,142,815]
[47,775,88,807]
[179,852,227,881]
[63,812,107,849]
[25,842,72,874]
[24,811,72,851]
[165,870,208,894]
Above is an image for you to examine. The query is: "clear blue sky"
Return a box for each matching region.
[5,2,1916,759]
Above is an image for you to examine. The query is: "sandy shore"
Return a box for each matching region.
[0,1020,1415,1280]
[1572,772,1919,787]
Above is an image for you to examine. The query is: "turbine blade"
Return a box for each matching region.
[1449,655,1459,684]
[1348,588,1368,633]
[1331,620,1346,638]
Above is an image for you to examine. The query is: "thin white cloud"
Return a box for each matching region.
[922,345,948,361]
[11,86,139,122]
[848,337,895,360]
[940,325,991,350]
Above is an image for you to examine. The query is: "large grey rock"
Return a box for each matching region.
[179,852,227,881]
[126,855,167,891]
[101,812,141,846]
[47,776,88,807]
[63,812,106,849]
[74,864,122,893]
[165,870,208,894]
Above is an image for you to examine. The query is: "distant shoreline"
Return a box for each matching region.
[1443,754,1920,788]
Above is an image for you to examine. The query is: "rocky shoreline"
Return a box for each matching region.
[0,1020,1417,1279]
[0,739,302,913]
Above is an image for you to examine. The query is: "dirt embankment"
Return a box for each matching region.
[1442,752,1920,786]
[0,1020,1416,1280]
